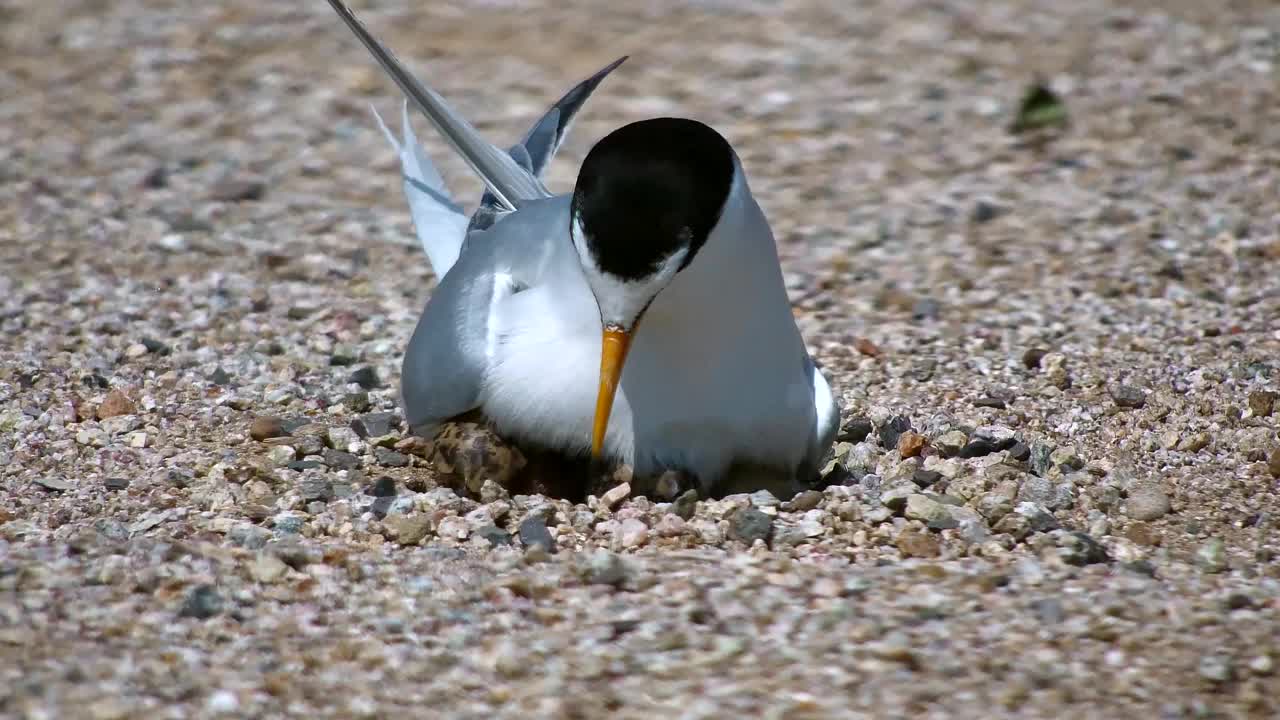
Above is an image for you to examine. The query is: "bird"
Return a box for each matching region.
[323,0,840,498]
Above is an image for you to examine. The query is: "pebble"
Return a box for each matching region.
[1125,483,1172,521]
[436,516,469,540]
[897,431,926,458]
[385,514,432,546]
[1247,390,1277,417]
[729,507,774,544]
[1177,432,1211,453]
[476,525,512,547]
[1198,655,1234,683]
[1196,538,1228,573]
[103,477,130,491]
[351,412,399,438]
[343,391,371,413]
[249,416,287,441]
[912,469,942,488]
[619,518,649,548]
[1109,384,1147,409]
[209,177,265,202]
[267,445,296,467]
[324,448,361,470]
[880,486,915,512]
[934,430,967,456]
[347,366,381,389]
[248,553,288,583]
[178,584,224,619]
[34,477,73,492]
[1269,448,1280,478]
[904,494,952,526]
[897,529,941,558]
[518,516,556,553]
[838,416,873,443]
[1055,532,1110,566]
[374,448,410,467]
[584,549,629,587]
[365,476,397,497]
[671,489,698,520]
[600,482,631,511]
[299,477,333,503]
[959,438,999,459]
[784,489,823,512]
[96,390,136,420]
[654,514,687,537]
[878,415,912,449]
[1015,502,1059,533]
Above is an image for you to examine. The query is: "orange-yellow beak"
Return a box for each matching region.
[591,326,632,457]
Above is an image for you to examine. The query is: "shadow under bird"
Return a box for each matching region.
[323,0,840,497]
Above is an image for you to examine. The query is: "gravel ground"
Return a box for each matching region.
[4,0,1280,717]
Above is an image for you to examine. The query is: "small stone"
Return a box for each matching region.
[1269,449,1280,478]
[911,469,942,489]
[880,486,915,512]
[973,396,1007,409]
[351,412,399,439]
[374,448,410,467]
[476,525,512,547]
[103,477,130,491]
[209,367,233,386]
[584,549,629,587]
[266,445,296,467]
[248,553,289,584]
[365,476,396,497]
[206,690,240,715]
[299,477,333,503]
[480,479,510,503]
[1198,655,1234,683]
[272,512,306,535]
[1196,538,1228,573]
[935,430,968,456]
[436,516,469,540]
[749,489,780,507]
[1177,432,1211,453]
[1109,384,1147,409]
[879,415,912,449]
[1125,521,1161,546]
[652,470,684,500]
[619,518,649,548]
[178,584,224,619]
[1015,502,1059,533]
[784,490,823,512]
[385,514,432,546]
[671,489,698,520]
[897,431,926,458]
[1247,390,1277,417]
[904,494,953,527]
[1007,441,1032,462]
[323,449,361,470]
[600,482,631,510]
[838,417,873,443]
[976,492,1014,522]
[729,507,774,544]
[1022,348,1049,369]
[897,529,941,558]
[1125,483,1171,521]
[348,366,381,389]
[654,514,687,537]
[959,438,998,459]
[1030,597,1065,625]
[972,199,1000,223]
[35,477,73,492]
[249,416,287,441]
[1248,654,1274,676]
[368,496,394,519]
[343,391,371,413]
[96,390,136,420]
[1057,531,1110,565]
[210,177,265,202]
[518,516,556,553]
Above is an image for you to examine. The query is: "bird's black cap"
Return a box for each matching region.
[571,117,735,281]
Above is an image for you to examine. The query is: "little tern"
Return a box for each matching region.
[324,0,840,497]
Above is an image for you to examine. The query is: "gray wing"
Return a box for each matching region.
[470,56,628,233]
[400,198,570,435]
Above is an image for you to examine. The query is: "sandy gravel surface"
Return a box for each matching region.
[3,0,1280,718]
